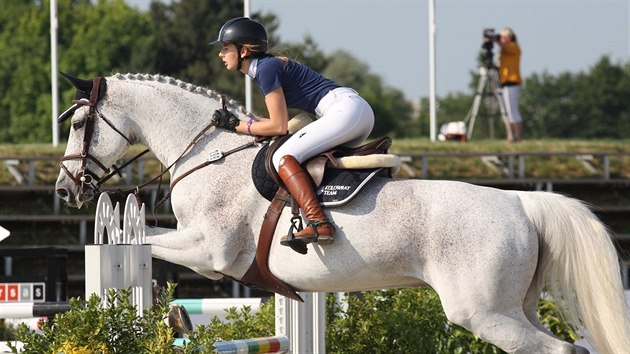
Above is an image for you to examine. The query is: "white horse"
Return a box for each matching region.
[55,73,630,354]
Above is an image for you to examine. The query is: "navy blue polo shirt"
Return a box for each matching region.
[252,56,340,113]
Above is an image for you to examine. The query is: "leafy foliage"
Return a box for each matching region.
[326,289,504,354]
[537,298,580,343]
[9,285,580,353]
[521,57,630,139]
[327,289,448,353]
[326,289,579,353]
[2,0,629,143]
[14,284,177,353]
[180,302,275,353]
[430,56,630,140]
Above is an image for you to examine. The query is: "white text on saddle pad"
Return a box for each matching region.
[322,185,351,196]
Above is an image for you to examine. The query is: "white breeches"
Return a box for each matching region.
[272,87,375,170]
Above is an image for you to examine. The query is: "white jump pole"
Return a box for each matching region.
[275,292,326,354]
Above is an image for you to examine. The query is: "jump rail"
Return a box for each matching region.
[214,336,290,354]
[171,298,262,316]
[0,302,70,318]
[173,336,290,354]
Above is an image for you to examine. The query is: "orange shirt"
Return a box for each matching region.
[498,42,522,85]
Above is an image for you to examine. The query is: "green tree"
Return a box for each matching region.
[520,56,630,139]
[323,50,413,138]
[131,0,276,104]
[0,0,151,143]
[571,56,630,138]
[432,92,475,138]
[0,0,52,143]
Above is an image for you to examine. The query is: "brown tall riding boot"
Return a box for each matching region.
[278,155,335,246]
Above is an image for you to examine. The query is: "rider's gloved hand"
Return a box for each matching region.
[212,109,239,132]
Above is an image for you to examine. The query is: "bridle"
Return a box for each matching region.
[59,77,149,199]
[59,78,266,204]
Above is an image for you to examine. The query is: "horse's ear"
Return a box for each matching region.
[98,77,107,101]
[60,71,93,100]
[57,72,91,123]
[57,72,107,123]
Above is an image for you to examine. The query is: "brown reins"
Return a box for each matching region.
[60,82,265,209]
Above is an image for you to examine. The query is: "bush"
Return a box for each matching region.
[13,284,177,353]
[10,285,577,353]
[179,302,275,353]
[326,288,578,354]
[326,289,502,354]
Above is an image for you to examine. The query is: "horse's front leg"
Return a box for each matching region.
[144,225,225,280]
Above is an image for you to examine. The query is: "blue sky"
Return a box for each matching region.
[129,0,629,99]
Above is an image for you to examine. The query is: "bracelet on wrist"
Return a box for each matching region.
[247,118,254,135]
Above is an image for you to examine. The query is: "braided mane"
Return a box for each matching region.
[112,73,256,118]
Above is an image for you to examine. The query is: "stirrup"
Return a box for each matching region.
[280,221,334,246]
[281,215,308,255]
[311,221,334,245]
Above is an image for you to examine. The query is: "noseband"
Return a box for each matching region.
[59,77,143,199]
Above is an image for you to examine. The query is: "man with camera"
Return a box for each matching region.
[495,28,523,142]
[481,27,523,142]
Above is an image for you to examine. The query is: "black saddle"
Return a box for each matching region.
[251,136,393,206]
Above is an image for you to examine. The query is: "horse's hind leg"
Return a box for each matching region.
[444,304,579,353]
[435,274,579,353]
[522,275,590,354]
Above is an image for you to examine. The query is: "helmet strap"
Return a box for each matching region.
[236,45,245,71]
[236,44,251,71]
[236,45,257,71]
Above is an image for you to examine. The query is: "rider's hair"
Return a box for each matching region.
[241,43,290,64]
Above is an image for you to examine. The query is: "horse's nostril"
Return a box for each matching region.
[56,188,69,199]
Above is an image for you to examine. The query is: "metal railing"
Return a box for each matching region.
[397,151,630,182]
[2,152,630,192]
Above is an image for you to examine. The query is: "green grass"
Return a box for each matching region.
[390,138,630,154]
[1,139,629,185]
[1,138,629,157]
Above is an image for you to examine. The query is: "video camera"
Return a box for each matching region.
[482,28,500,50]
[481,28,499,68]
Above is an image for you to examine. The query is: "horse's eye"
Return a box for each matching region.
[72,119,85,130]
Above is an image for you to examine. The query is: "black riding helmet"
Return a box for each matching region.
[210,17,268,70]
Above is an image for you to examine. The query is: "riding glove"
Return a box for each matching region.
[212,109,239,131]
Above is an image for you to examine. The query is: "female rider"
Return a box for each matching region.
[209,17,374,247]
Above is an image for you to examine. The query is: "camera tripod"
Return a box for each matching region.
[463,65,511,141]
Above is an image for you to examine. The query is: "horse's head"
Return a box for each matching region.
[55,73,134,208]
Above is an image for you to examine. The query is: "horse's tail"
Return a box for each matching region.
[517,191,630,353]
